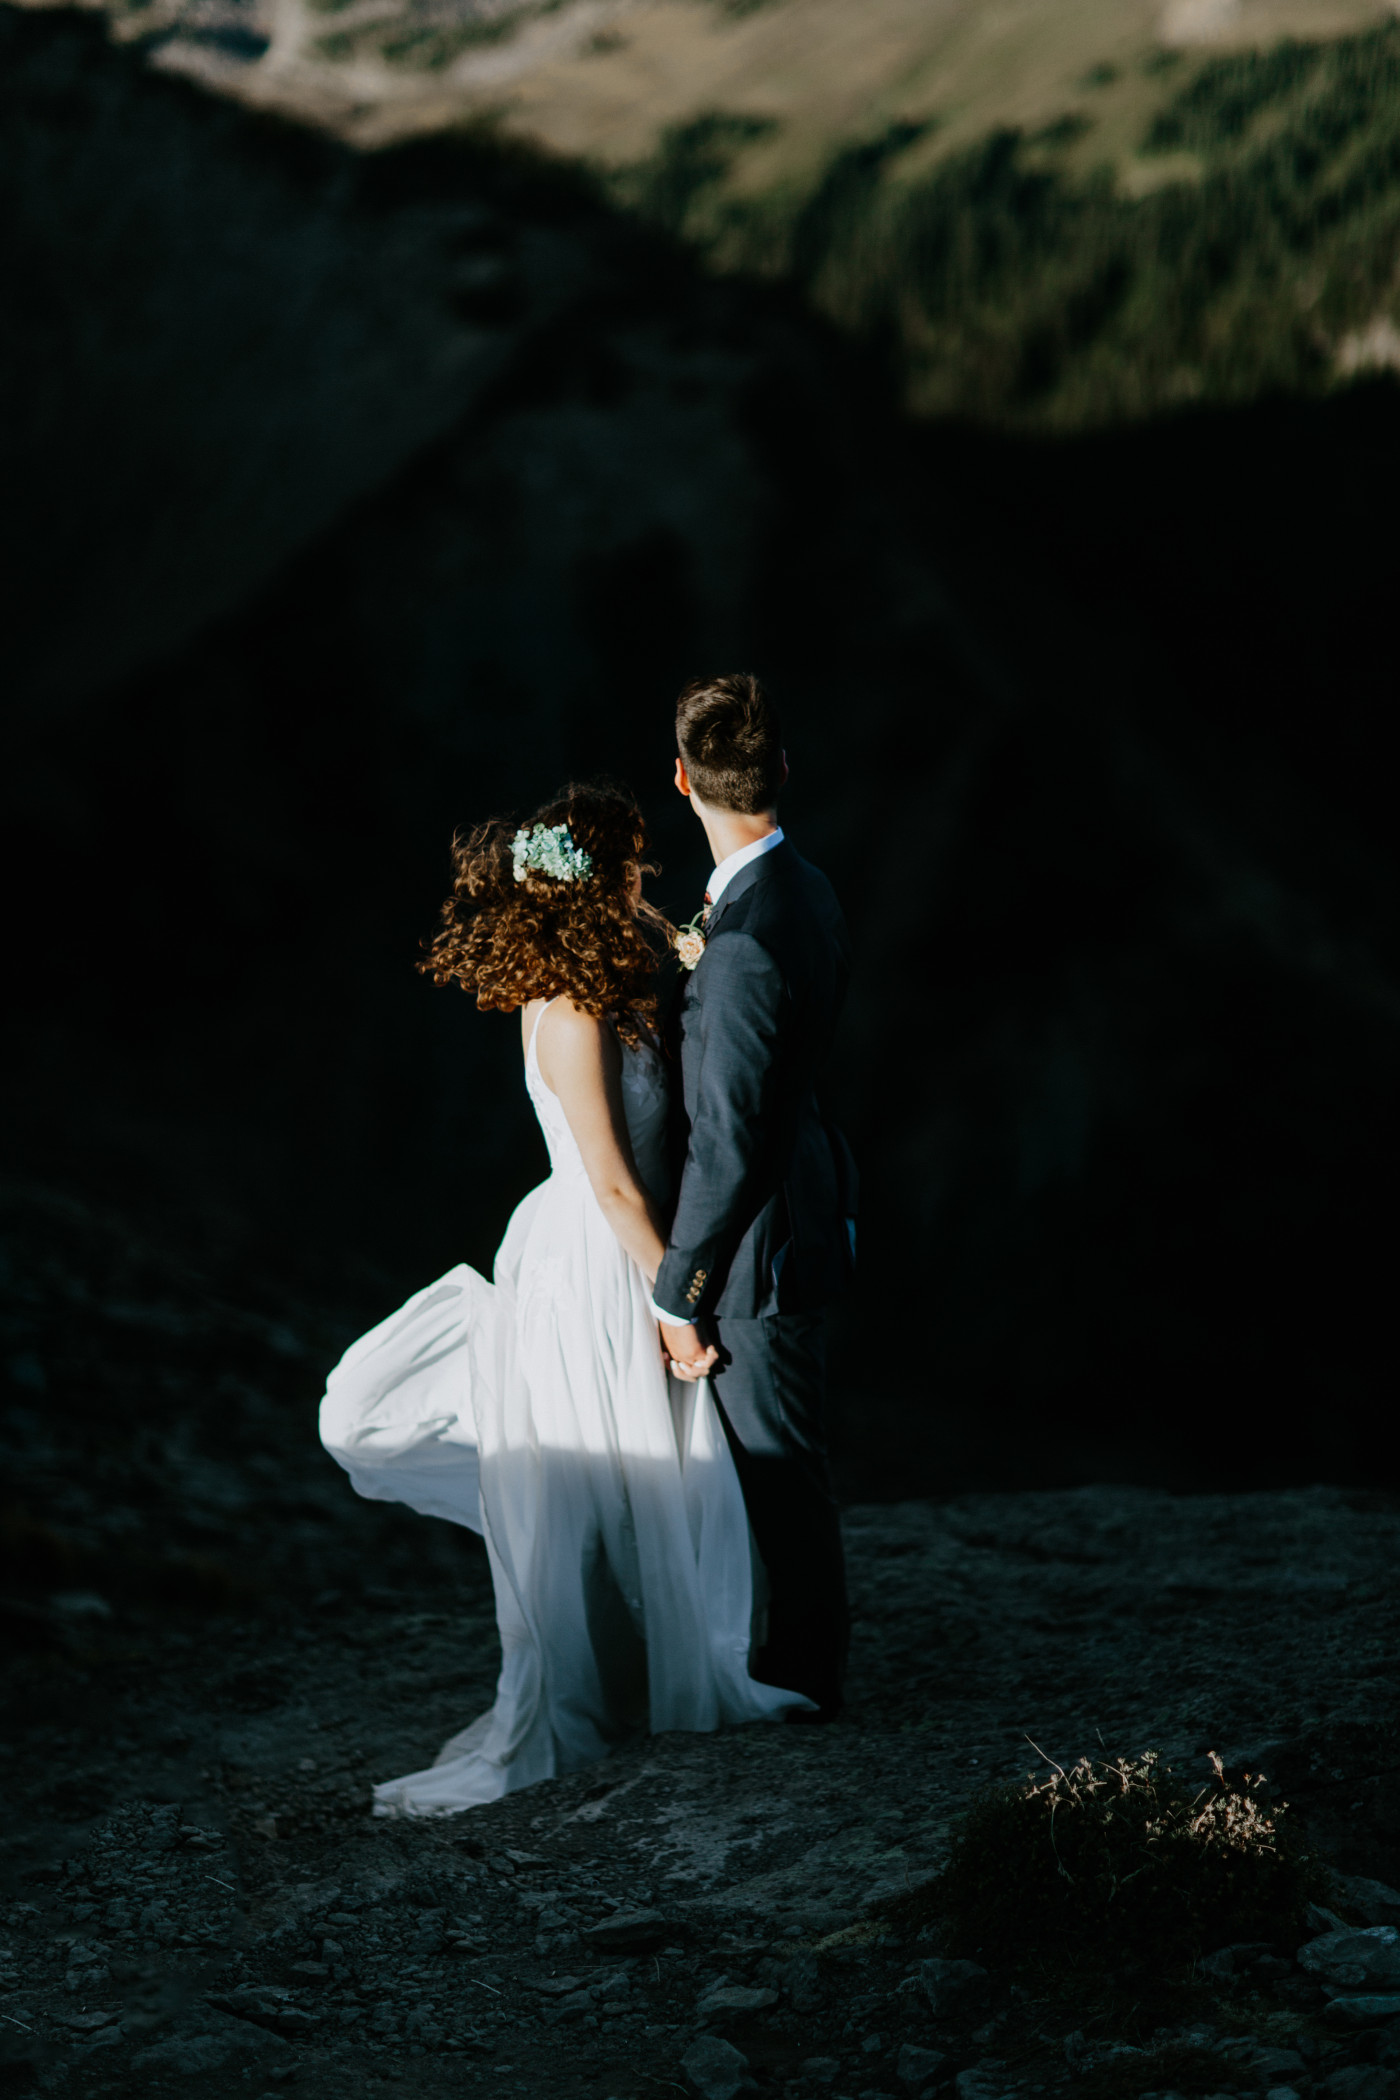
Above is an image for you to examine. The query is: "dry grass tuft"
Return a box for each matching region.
[937,1748,1326,1975]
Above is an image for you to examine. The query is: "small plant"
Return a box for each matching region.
[377,15,516,66]
[938,1747,1326,1975]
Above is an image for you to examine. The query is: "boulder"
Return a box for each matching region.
[955,2063,1009,2100]
[1298,1928,1400,1991]
[920,1958,990,2019]
[784,1952,825,2013]
[898,2041,948,2089]
[1325,2067,1398,2100]
[696,1986,779,2018]
[680,2035,757,2100]
[1246,2049,1307,2079]
[132,2012,275,2075]
[1198,1941,1273,1979]
[585,1907,671,1951]
[1324,1995,1400,2027]
[1343,1880,1400,1928]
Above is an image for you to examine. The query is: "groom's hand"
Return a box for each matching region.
[659,1320,718,1383]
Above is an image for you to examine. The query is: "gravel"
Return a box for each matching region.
[5,1187,1400,2100]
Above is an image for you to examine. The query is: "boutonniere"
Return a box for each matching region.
[673,910,707,972]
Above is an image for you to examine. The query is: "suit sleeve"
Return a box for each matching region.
[653,931,787,1324]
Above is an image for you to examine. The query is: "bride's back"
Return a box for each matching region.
[523,997,670,1211]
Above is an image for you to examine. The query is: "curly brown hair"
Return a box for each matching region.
[418,782,672,1047]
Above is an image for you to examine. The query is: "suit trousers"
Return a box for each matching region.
[706,1313,849,1713]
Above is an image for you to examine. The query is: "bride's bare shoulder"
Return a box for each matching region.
[531,998,615,1086]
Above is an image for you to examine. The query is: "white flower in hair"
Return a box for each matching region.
[511,822,594,884]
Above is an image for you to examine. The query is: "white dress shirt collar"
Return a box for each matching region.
[706,826,784,908]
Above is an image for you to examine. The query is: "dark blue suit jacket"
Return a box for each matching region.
[654,839,855,1324]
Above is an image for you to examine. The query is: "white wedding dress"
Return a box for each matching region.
[320,1004,804,1816]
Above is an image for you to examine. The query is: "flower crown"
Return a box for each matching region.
[511,821,594,885]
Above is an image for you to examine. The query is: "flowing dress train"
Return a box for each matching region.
[319,1005,804,1816]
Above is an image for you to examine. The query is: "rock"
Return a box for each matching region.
[1299,1929,1400,1991]
[1265,2089,1303,2100]
[71,2026,125,2058]
[1245,2049,1307,2079]
[785,1952,825,2013]
[132,2015,271,2075]
[133,2034,243,2074]
[801,2061,840,2088]
[586,1909,671,1952]
[680,2034,757,2100]
[1326,2068,1398,2100]
[897,2042,947,2089]
[1325,1996,1400,2027]
[920,1959,990,2019]
[1198,1941,1272,1979]
[955,2063,1008,2100]
[1343,1881,1400,1928]
[798,1906,855,1937]
[545,1990,596,2020]
[208,1989,318,2038]
[696,1986,779,2018]
[1311,1905,1356,1935]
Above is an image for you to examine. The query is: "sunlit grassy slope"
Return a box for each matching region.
[619,26,1400,424]
[33,0,1400,423]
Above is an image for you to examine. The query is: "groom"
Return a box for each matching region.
[651,673,855,1722]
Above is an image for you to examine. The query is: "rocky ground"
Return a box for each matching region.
[4,1176,1400,2100]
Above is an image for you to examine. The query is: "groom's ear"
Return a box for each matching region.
[674,757,692,799]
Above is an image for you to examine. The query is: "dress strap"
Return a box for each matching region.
[526,998,557,1066]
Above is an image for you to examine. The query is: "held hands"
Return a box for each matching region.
[659,1319,719,1384]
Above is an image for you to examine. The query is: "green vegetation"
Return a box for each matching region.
[377,16,513,66]
[1144,38,1324,149]
[621,23,1400,427]
[313,10,517,66]
[938,1750,1325,1972]
[629,111,781,241]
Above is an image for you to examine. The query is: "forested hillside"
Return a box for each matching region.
[19,0,1400,426]
[623,27,1400,425]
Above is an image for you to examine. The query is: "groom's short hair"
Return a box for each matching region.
[675,673,784,814]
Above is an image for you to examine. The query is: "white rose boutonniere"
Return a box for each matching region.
[673,912,706,972]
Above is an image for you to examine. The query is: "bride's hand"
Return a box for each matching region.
[659,1319,718,1383]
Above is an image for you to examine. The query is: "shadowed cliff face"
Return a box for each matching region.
[3,7,1400,1492]
[1,5,618,707]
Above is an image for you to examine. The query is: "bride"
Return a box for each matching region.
[320,780,806,1817]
